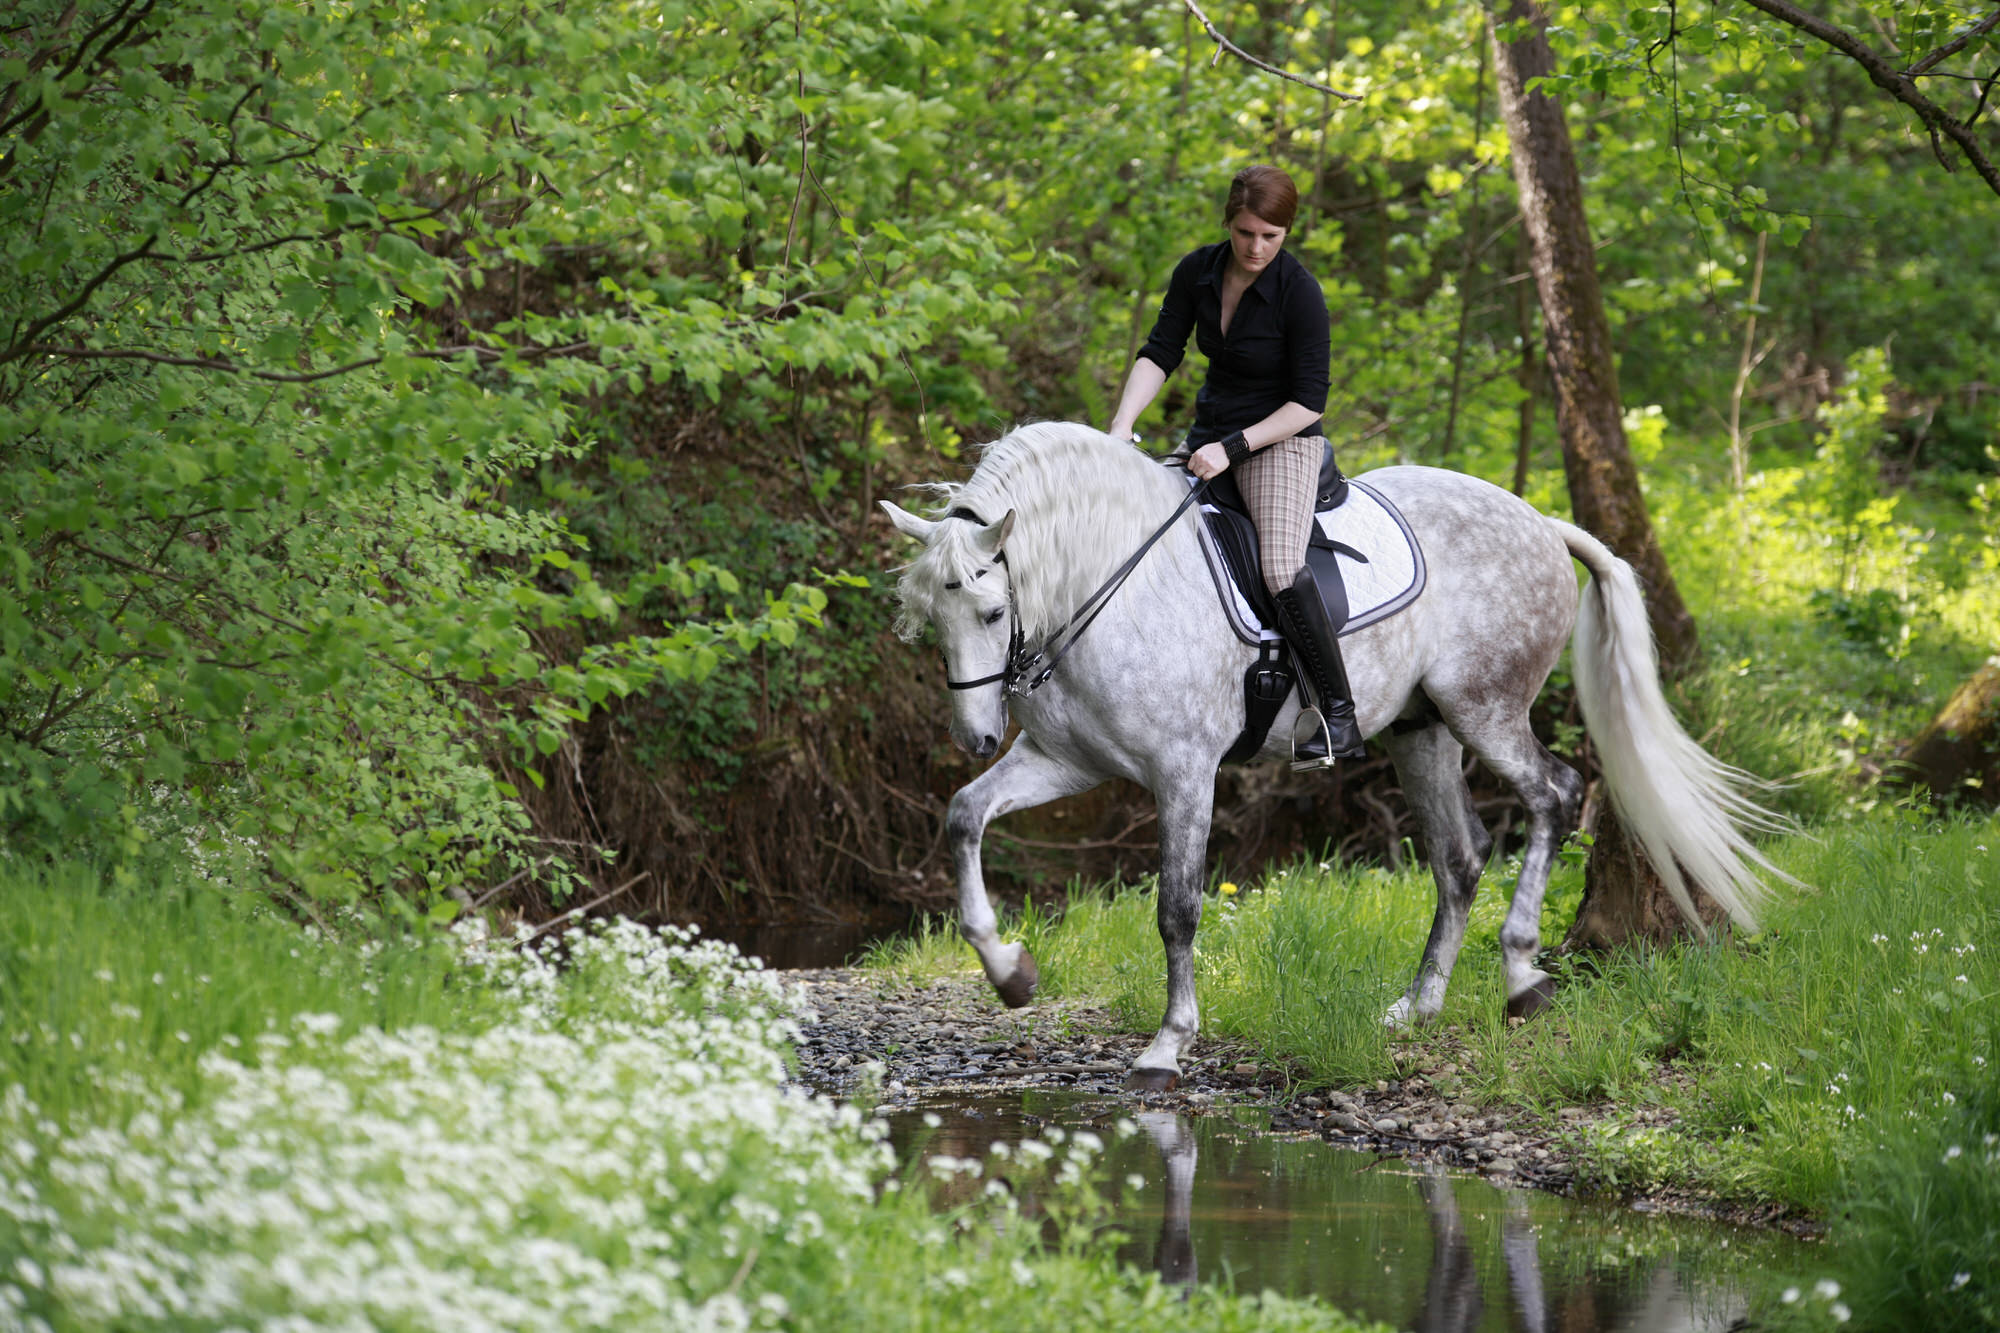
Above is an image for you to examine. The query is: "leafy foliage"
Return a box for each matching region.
[0,0,1016,905]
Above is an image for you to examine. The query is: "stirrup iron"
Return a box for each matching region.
[1289,706,1339,772]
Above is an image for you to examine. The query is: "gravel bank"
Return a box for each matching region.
[789,968,1817,1234]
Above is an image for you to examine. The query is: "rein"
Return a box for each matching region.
[944,477,1208,698]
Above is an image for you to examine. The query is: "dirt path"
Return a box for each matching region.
[788,967,1819,1235]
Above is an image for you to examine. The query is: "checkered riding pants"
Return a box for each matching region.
[1181,435,1327,596]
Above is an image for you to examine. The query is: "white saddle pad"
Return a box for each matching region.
[1196,478,1427,645]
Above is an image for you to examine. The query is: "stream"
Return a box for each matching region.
[882,1087,1800,1332]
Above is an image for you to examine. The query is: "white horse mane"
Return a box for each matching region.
[893,422,1200,642]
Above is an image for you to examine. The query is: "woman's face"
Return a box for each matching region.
[1227,209,1287,276]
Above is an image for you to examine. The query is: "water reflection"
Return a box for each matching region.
[891,1092,1790,1333]
[1137,1111,1198,1292]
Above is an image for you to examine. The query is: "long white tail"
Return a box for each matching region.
[1554,519,1794,932]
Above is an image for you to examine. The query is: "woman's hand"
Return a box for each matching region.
[1187,442,1231,480]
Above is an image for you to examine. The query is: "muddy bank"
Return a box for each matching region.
[789,969,1819,1236]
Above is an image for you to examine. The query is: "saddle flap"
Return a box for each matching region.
[1194,476,1426,648]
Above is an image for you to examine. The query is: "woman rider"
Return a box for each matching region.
[1106,164,1365,768]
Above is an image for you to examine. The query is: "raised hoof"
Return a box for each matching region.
[1505,975,1558,1020]
[993,949,1040,1009]
[1124,1067,1179,1094]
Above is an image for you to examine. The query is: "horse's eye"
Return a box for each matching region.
[984,607,1005,626]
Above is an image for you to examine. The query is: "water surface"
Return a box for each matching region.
[888,1090,1799,1332]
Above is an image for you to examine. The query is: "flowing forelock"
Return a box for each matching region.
[892,423,1200,642]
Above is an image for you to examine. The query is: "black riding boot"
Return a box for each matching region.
[1273,570,1366,769]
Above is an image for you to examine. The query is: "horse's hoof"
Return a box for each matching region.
[1505,975,1558,1020]
[994,949,1039,1009]
[1124,1067,1179,1094]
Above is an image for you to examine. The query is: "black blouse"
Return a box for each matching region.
[1135,241,1331,449]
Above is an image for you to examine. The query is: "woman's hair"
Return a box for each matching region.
[1223,164,1299,230]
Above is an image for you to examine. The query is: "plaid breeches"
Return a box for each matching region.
[1238,435,1327,596]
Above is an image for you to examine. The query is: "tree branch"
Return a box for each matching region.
[1734,0,2000,199]
[19,340,593,382]
[1180,0,1362,101]
[0,234,157,365]
[1906,6,2000,78]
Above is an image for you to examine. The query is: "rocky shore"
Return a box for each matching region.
[788,968,1816,1234]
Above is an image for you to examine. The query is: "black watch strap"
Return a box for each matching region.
[1221,431,1253,468]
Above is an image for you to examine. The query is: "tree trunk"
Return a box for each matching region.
[1565,790,1729,953]
[1487,1,1718,951]
[1896,657,2000,807]
[1488,0,1700,671]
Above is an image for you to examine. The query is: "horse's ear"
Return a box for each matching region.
[879,501,938,542]
[974,509,1016,558]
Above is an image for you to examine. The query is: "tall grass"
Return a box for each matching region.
[0,859,487,1126]
[1007,812,1999,1205]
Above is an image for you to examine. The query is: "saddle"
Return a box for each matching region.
[1201,443,1357,636]
[1187,445,1427,765]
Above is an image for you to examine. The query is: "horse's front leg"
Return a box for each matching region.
[948,738,1099,1007]
[1128,776,1215,1092]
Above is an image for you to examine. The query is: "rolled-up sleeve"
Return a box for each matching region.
[1281,269,1331,414]
[1136,250,1201,375]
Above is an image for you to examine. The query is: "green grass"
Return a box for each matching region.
[0,860,1385,1333]
[0,858,490,1127]
[982,811,1998,1206]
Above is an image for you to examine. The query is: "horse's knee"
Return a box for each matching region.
[1157,887,1201,947]
[1435,841,1484,906]
[945,790,984,848]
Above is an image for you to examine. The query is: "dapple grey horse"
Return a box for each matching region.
[883,422,1781,1091]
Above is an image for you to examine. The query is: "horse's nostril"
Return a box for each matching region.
[978,735,999,758]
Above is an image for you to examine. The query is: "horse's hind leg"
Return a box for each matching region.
[1460,716,1585,1017]
[1383,723,1492,1028]
[948,739,1100,1006]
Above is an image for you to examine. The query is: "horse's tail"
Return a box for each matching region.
[1552,519,1794,933]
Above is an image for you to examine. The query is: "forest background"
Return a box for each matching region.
[1,0,1996,931]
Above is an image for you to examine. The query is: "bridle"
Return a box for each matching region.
[941,477,1208,699]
